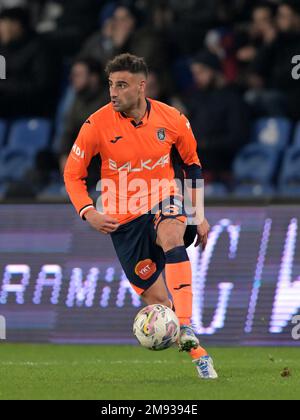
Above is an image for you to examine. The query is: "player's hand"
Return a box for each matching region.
[85,209,120,234]
[195,218,210,251]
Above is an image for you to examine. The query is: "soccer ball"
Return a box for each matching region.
[133,304,180,351]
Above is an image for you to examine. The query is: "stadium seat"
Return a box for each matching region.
[233,183,275,198]
[0,119,7,147]
[0,118,52,182]
[6,118,52,155]
[233,143,280,185]
[278,145,300,197]
[252,117,292,150]
[0,151,33,181]
[204,183,229,198]
[38,180,67,200]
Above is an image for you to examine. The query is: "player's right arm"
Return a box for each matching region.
[64,119,119,234]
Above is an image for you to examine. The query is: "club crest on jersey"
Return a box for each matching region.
[157,128,166,142]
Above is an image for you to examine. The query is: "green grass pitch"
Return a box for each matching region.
[0,344,299,400]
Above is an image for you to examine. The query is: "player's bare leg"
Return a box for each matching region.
[156,218,218,379]
[142,273,172,308]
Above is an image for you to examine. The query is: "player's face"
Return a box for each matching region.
[109,71,146,113]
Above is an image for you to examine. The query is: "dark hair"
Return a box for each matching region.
[0,7,31,29]
[74,57,103,76]
[192,50,222,73]
[253,1,278,16]
[281,0,300,15]
[105,53,148,77]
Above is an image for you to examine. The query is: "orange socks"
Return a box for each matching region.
[165,246,208,360]
[190,346,208,359]
[165,246,193,326]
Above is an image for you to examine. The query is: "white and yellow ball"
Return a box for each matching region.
[133,304,180,351]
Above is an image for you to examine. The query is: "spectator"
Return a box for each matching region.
[36,0,99,57]
[59,58,109,173]
[247,0,300,119]
[186,50,250,183]
[21,57,108,197]
[163,0,218,55]
[80,6,136,66]
[79,4,169,72]
[0,7,59,117]
[205,28,239,83]
[277,0,300,32]
[79,5,136,66]
[145,69,186,113]
[146,70,170,103]
[236,2,277,70]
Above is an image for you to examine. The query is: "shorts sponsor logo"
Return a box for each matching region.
[135,259,157,280]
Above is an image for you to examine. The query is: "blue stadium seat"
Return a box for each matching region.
[205,183,229,198]
[0,119,7,147]
[233,143,280,185]
[38,181,67,200]
[0,118,52,182]
[6,118,52,155]
[252,117,292,150]
[278,145,300,196]
[0,152,33,181]
[234,183,275,198]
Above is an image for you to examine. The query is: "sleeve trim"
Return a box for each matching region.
[79,205,95,220]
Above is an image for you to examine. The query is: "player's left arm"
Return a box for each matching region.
[175,113,210,250]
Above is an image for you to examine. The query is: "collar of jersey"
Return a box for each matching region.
[118,98,151,128]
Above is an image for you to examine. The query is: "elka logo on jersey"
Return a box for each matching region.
[108,154,169,173]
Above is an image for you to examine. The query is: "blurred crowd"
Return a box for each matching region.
[0,0,300,195]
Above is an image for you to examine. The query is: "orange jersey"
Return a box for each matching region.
[64,98,201,224]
